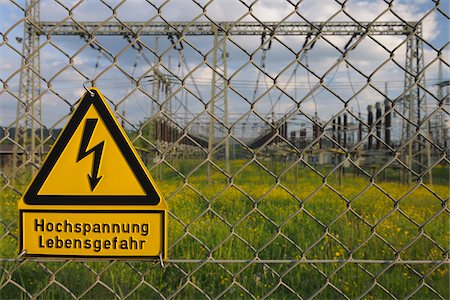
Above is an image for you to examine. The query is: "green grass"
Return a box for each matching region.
[1,161,449,299]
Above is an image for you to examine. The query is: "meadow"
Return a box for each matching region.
[1,160,448,299]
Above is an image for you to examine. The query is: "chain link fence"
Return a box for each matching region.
[1,0,449,298]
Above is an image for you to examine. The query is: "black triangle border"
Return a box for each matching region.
[23,89,160,205]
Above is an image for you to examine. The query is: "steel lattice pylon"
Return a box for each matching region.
[208,24,230,176]
[13,0,44,178]
[401,25,431,184]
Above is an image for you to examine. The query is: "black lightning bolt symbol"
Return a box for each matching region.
[77,119,105,191]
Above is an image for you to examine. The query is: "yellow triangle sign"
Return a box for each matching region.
[23,88,161,205]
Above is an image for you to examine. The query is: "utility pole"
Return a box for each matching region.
[208,25,218,182]
[13,0,43,178]
[208,24,229,181]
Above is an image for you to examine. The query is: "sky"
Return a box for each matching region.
[0,0,448,141]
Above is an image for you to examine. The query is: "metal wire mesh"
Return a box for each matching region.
[1,0,449,299]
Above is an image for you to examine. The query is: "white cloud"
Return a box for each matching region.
[0,0,446,128]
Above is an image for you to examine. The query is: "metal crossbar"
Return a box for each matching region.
[37,21,416,36]
[1,0,449,299]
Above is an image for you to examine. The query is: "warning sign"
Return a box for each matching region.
[19,88,167,259]
[21,210,164,257]
[23,88,160,205]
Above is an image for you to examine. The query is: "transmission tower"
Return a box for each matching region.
[13,0,43,177]
[401,24,431,184]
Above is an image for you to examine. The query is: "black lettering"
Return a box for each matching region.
[120,239,128,250]
[112,224,120,233]
[46,222,54,232]
[104,240,111,249]
[101,223,110,233]
[131,224,139,233]
[46,238,54,248]
[93,224,101,233]
[73,239,82,249]
[129,237,138,249]
[55,236,64,248]
[32,222,157,252]
[34,219,45,232]
[141,224,149,236]
[121,223,130,233]
[94,239,101,252]
[83,223,91,235]
[64,220,73,233]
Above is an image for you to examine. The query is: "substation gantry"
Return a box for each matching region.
[14,1,429,180]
